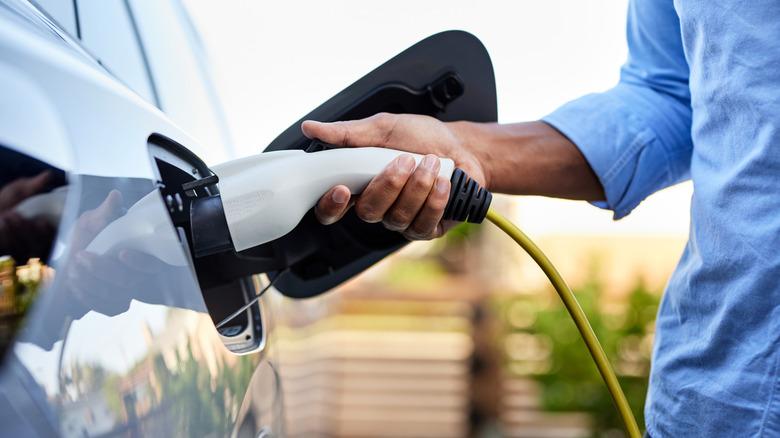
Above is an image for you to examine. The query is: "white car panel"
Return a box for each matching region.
[0,6,199,179]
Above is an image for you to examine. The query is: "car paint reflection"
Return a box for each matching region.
[0,148,281,437]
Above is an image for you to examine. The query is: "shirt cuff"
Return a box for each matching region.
[542,87,660,220]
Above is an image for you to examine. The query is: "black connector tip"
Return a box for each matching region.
[190,195,234,258]
[442,168,492,223]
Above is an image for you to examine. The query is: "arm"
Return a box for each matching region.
[543,0,692,218]
[309,0,691,236]
[304,116,601,239]
[450,120,604,200]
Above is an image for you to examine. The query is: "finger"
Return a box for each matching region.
[440,220,459,234]
[354,154,415,223]
[383,154,440,232]
[301,113,398,148]
[71,190,125,250]
[0,170,53,209]
[15,170,52,198]
[94,190,125,222]
[22,170,53,196]
[315,185,352,225]
[403,176,450,240]
[80,190,124,231]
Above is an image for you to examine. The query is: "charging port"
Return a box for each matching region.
[147,135,266,354]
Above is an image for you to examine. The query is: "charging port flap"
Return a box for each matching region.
[262,30,497,298]
[148,31,497,305]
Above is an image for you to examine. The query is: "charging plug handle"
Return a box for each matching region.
[443,168,492,223]
[194,146,493,256]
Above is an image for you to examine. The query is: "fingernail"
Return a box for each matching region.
[383,218,406,232]
[396,155,415,173]
[331,188,349,204]
[422,155,439,171]
[436,178,449,194]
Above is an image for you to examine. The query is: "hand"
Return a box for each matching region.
[302,113,488,240]
[0,170,52,211]
[63,190,163,316]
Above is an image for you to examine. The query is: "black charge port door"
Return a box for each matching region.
[263,30,497,298]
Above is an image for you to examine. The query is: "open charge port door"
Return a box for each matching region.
[147,30,496,317]
[147,135,268,354]
[261,30,497,299]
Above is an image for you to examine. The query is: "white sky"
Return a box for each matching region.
[184,0,692,237]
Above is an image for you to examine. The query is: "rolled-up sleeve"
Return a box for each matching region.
[542,0,693,219]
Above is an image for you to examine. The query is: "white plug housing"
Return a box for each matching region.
[212,147,455,251]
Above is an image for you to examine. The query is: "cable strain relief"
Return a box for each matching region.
[442,168,492,223]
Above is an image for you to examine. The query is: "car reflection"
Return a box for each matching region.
[0,146,281,437]
[0,164,64,359]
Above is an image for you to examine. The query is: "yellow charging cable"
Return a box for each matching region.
[485,208,641,438]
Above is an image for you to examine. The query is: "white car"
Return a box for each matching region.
[0,0,496,436]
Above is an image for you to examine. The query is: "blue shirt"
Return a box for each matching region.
[543,0,780,436]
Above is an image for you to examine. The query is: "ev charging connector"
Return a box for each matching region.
[185,141,640,437]
[188,145,491,257]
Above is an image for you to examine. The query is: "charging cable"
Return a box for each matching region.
[199,145,641,436]
[216,270,285,330]
[486,208,641,438]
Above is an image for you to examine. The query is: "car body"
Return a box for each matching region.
[0,0,496,436]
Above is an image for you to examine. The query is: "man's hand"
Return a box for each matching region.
[0,170,52,211]
[302,113,488,240]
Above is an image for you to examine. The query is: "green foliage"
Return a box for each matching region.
[156,346,229,434]
[382,258,448,290]
[503,271,659,436]
[438,222,480,247]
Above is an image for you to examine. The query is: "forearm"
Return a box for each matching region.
[452,120,605,201]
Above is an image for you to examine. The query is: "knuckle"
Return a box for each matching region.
[411,172,435,191]
[384,172,407,193]
[374,112,394,128]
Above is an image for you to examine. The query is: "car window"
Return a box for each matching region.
[28,0,78,37]
[0,0,96,65]
[76,0,156,104]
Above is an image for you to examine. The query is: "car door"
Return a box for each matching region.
[0,2,496,436]
[0,2,282,436]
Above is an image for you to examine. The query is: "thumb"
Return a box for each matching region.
[301,113,397,148]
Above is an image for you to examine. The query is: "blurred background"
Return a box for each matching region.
[182,1,691,436]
